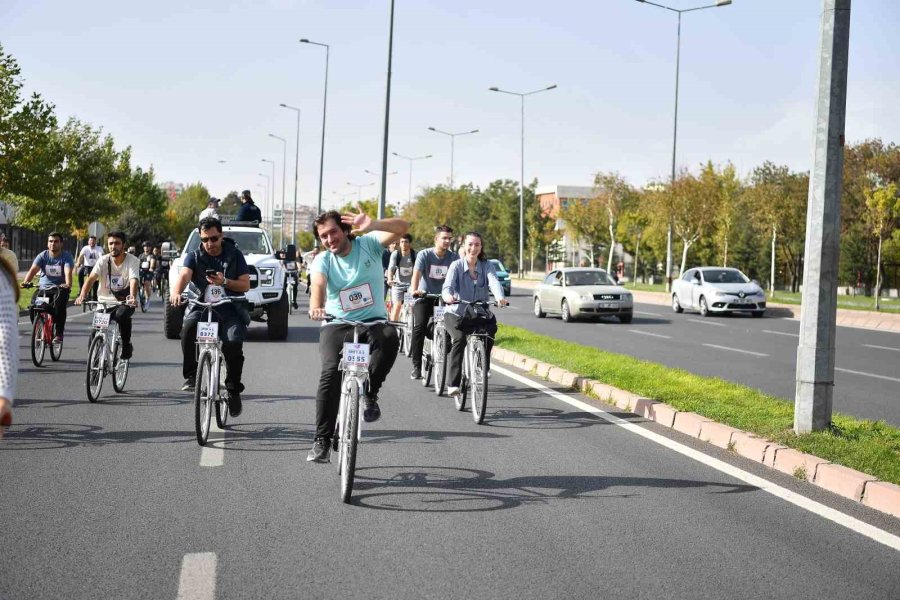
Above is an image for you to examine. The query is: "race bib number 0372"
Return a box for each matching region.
[196,322,219,341]
[343,342,370,368]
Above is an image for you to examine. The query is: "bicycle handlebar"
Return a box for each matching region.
[85,300,130,309]
[315,314,405,328]
[184,294,247,308]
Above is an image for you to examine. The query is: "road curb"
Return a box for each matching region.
[491,346,900,521]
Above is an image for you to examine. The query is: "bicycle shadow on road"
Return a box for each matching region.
[0,422,193,450]
[350,465,758,512]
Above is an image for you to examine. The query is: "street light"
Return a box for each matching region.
[634,0,733,291]
[346,181,376,203]
[261,158,276,241]
[364,169,398,213]
[299,39,330,215]
[257,174,270,231]
[279,103,301,244]
[269,134,288,248]
[392,152,432,210]
[426,127,478,188]
[489,84,557,279]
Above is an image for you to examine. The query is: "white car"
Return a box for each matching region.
[164,224,289,339]
[533,268,633,323]
[671,267,766,318]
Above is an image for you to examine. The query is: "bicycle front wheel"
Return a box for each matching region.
[31,315,46,367]
[433,329,447,396]
[339,378,360,504]
[85,335,105,402]
[194,352,214,445]
[471,339,489,424]
[111,340,129,393]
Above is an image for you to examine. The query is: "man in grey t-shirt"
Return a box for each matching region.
[387,233,415,322]
[408,225,458,380]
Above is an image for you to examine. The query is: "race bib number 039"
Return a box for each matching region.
[196,322,219,341]
[343,342,370,368]
[428,264,448,280]
[204,285,225,303]
[339,283,374,312]
[92,312,111,329]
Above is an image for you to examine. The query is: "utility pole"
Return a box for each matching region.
[794,0,851,433]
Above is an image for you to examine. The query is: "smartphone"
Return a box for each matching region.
[205,269,218,277]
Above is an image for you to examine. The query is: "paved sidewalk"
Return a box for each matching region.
[511,279,900,334]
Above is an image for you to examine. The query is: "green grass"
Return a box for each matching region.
[771,290,900,314]
[624,281,667,293]
[495,323,900,485]
[16,278,87,312]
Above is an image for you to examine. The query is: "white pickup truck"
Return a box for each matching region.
[163,224,289,340]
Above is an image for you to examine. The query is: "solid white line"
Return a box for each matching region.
[763,329,799,338]
[634,310,662,316]
[200,420,225,467]
[702,343,768,357]
[863,344,900,353]
[835,367,900,384]
[492,365,900,553]
[176,552,217,600]
[688,318,726,327]
[628,329,672,339]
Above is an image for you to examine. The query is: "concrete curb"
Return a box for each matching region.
[491,346,900,520]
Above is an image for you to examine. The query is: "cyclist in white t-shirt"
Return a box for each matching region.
[75,236,103,302]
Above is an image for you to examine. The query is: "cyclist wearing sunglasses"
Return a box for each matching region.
[170,217,251,417]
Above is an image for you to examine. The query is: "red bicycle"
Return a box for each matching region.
[25,284,63,366]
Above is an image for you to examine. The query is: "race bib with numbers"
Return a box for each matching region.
[404,293,414,305]
[34,297,48,306]
[204,285,225,303]
[110,275,126,291]
[92,312,111,329]
[343,342,371,368]
[140,261,150,270]
[433,306,445,321]
[428,264,448,280]
[196,322,219,341]
[338,283,374,312]
[399,266,413,277]
[46,264,62,277]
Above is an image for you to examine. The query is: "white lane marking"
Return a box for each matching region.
[200,420,225,467]
[863,344,900,353]
[702,343,768,357]
[635,310,662,317]
[177,552,217,600]
[628,329,672,339]
[835,367,900,384]
[492,365,900,553]
[688,318,726,327]
[763,329,799,338]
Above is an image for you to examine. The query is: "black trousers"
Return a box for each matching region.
[315,322,399,439]
[409,298,438,370]
[107,304,135,344]
[444,312,497,388]
[33,287,70,335]
[181,308,247,393]
[78,267,98,301]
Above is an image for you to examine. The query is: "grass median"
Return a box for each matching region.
[495,323,900,485]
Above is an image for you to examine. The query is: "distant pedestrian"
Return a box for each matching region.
[199,197,220,222]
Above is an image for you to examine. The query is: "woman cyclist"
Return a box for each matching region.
[441,231,508,398]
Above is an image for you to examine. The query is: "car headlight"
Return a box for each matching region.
[259,267,276,286]
[580,294,593,301]
[713,289,728,297]
[622,292,632,300]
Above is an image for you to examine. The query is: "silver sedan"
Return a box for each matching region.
[533,268,633,323]
[671,267,766,317]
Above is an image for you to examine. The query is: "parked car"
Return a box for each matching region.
[671,267,766,317]
[489,259,512,297]
[532,268,633,323]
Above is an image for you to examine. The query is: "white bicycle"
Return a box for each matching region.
[419,294,449,396]
[85,300,131,402]
[453,301,499,424]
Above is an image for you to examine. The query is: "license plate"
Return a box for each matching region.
[433,306,445,321]
[92,312,111,329]
[197,322,219,341]
[343,342,370,368]
[734,298,750,305]
[404,293,413,305]
[600,302,617,309]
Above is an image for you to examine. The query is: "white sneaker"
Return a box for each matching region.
[446,386,460,397]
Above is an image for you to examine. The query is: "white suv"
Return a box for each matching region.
[163,224,289,340]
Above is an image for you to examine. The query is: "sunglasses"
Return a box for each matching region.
[200,236,221,243]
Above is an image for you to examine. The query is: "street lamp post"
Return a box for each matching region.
[261,159,276,243]
[347,181,376,204]
[299,39,330,215]
[489,84,557,279]
[426,127,478,188]
[634,0,733,291]
[257,175,269,231]
[364,169,398,214]
[392,152,432,210]
[269,134,288,248]
[279,104,301,243]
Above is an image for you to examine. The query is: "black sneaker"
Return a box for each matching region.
[228,391,242,417]
[307,437,331,463]
[181,378,194,391]
[410,367,422,380]
[363,395,381,423]
[120,342,133,360]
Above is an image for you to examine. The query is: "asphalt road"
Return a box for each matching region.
[3,296,900,599]
[509,286,900,426]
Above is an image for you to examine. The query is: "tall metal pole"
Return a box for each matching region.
[300,40,330,215]
[279,104,301,243]
[519,94,525,279]
[427,128,478,188]
[450,136,455,187]
[269,135,288,247]
[794,0,851,433]
[666,12,681,291]
[257,175,269,232]
[262,159,276,241]
[392,153,431,210]
[378,0,396,220]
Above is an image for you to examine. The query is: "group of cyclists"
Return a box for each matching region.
[22,198,509,468]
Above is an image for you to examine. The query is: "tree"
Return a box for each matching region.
[560,195,607,268]
[715,163,741,267]
[864,182,900,310]
[168,183,210,244]
[220,191,241,217]
[670,164,721,276]
[593,172,634,273]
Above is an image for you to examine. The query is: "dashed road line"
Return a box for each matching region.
[177,552,217,600]
[199,420,225,467]
[492,365,900,553]
[702,343,768,357]
[628,329,672,339]
[863,344,900,353]
[688,318,726,327]
[835,367,900,383]
[763,329,799,338]
[634,310,662,317]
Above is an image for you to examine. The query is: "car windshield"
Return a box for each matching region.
[702,269,749,284]
[185,231,272,256]
[489,259,507,272]
[565,270,615,286]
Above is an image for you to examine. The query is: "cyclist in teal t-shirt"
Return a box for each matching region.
[306,208,409,463]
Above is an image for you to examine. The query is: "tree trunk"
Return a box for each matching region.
[634,232,642,284]
[875,234,883,311]
[769,224,777,298]
[722,237,728,268]
[679,239,691,277]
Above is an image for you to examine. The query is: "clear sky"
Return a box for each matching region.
[3,0,898,216]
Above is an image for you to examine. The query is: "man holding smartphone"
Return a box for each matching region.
[170,218,251,416]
